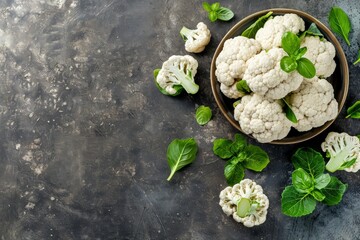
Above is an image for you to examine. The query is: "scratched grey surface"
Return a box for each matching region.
[0,0,360,239]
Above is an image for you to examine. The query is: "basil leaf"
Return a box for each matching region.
[153,69,183,96]
[311,190,326,202]
[217,7,234,21]
[346,100,360,118]
[209,11,218,22]
[282,32,301,55]
[321,176,347,206]
[211,2,220,11]
[297,58,316,78]
[294,47,307,60]
[328,6,351,46]
[314,173,331,190]
[224,160,245,186]
[236,80,252,94]
[241,11,273,38]
[305,23,324,38]
[354,50,360,65]
[230,133,247,154]
[281,98,298,123]
[213,138,234,159]
[280,56,298,73]
[242,145,270,172]
[292,148,325,178]
[236,198,251,217]
[292,168,314,193]
[195,105,212,126]
[281,186,316,217]
[339,158,357,170]
[202,2,212,12]
[166,138,198,181]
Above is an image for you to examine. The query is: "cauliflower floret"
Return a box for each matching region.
[255,13,305,50]
[220,82,246,99]
[321,132,360,173]
[288,77,338,132]
[234,94,292,143]
[301,36,336,78]
[215,36,262,87]
[244,48,303,99]
[156,55,199,95]
[219,179,269,227]
[180,22,211,53]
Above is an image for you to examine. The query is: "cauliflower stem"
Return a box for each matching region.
[168,65,199,94]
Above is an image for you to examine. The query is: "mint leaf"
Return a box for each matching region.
[281,186,317,217]
[282,32,300,55]
[292,148,325,178]
[217,7,234,21]
[297,58,316,78]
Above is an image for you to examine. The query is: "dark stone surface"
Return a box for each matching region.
[0,0,359,239]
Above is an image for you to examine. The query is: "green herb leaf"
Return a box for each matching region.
[346,100,360,118]
[229,133,247,154]
[195,105,212,126]
[154,69,183,96]
[282,32,301,55]
[242,145,270,172]
[213,138,234,159]
[297,58,316,78]
[209,11,218,22]
[354,50,360,65]
[211,2,220,11]
[339,158,357,170]
[357,135,360,140]
[202,2,212,12]
[292,168,314,193]
[321,176,347,206]
[280,56,298,73]
[311,190,326,202]
[328,6,351,46]
[224,160,245,186]
[236,80,252,94]
[233,99,241,108]
[236,198,251,217]
[305,23,324,38]
[281,186,317,217]
[294,47,307,60]
[241,11,273,38]
[217,7,234,21]
[166,138,198,181]
[314,173,331,190]
[292,148,325,178]
[281,98,298,123]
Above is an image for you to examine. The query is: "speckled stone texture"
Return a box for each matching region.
[0,0,359,239]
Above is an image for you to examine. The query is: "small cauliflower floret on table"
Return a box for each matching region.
[215,36,262,87]
[321,132,360,173]
[288,77,338,132]
[219,179,269,227]
[234,94,292,143]
[180,22,211,53]
[255,13,305,50]
[301,36,336,78]
[243,48,303,100]
[156,55,199,95]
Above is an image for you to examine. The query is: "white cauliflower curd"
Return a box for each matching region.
[288,77,338,132]
[219,179,269,227]
[255,13,305,50]
[234,94,292,143]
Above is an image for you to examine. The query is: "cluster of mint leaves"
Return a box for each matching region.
[281,148,347,217]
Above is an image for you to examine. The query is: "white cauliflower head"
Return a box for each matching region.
[234,94,292,143]
[288,77,338,132]
[255,13,305,50]
[156,55,199,95]
[219,179,269,227]
[244,48,303,100]
[180,22,211,53]
[220,82,246,99]
[215,36,262,87]
[301,36,336,78]
[321,132,360,173]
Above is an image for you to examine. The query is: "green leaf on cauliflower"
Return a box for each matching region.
[281,98,298,123]
[236,80,252,94]
[241,11,273,38]
[297,58,316,78]
[153,69,183,96]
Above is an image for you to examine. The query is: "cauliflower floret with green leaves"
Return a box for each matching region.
[288,77,338,132]
[243,48,303,100]
[301,36,336,78]
[255,13,305,50]
[321,132,360,173]
[215,36,262,87]
[219,179,269,227]
[234,94,292,143]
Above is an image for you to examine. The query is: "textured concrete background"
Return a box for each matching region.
[0,0,359,239]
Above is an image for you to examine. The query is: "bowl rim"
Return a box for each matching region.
[210,8,349,145]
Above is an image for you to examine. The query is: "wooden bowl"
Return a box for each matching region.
[210,8,349,144]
